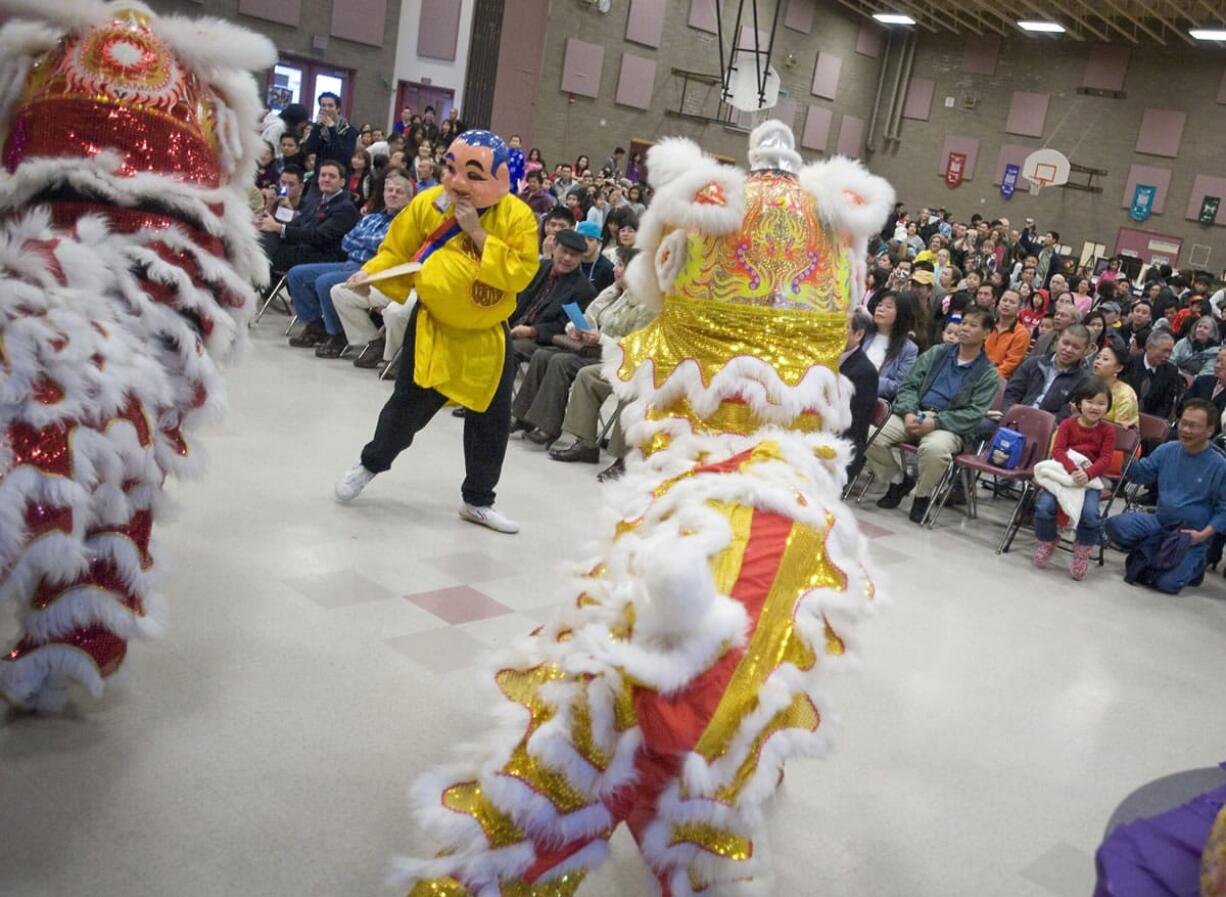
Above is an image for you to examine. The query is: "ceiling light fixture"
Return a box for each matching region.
[1190,28,1226,40]
[873,13,916,25]
[1017,20,1066,32]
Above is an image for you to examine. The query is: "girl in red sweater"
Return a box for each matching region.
[1033,378,1117,579]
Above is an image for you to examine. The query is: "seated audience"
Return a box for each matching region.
[1003,324,1093,420]
[867,307,1000,523]
[284,173,410,353]
[257,159,359,282]
[508,228,598,363]
[512,247,653,453]
[521,170,557,217]
[1119,300,1154,352]
[860,290,918,399]
[1033,378,1117,580]
[1031,301,1081,358]
[414,157,439,190]
[1123,330,1181,421]
[841,308,880,484]
[1172,315,1221,377]
[575,220,615,293]
[1105,399,1226,594]
[1180,346,1226,420]
[984,287,1031,379]
[1091,341,1140,429]
[539,206,577,258]
[331,284,415,372]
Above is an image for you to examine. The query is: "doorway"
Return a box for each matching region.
[268,57,356,120]
[396,81,456,124]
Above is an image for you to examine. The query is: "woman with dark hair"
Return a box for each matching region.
[437,119,455,146]
[574,154,590,176]
[1083,310,1107,355]
[525,147,544,176]
[626,150,645,184]
[1072,278,1094,316]
[407,124,427,157]
[626,184,646,216]
[1091,341,1140,428]
[348,148,373,206]
[860,290,919,399]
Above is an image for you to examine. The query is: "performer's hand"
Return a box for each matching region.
[344,270,371,296]
[455,199,481,236]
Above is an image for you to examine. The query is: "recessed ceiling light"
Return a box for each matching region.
[873,13,916,25]
[1017,20,1066,32]
[1191,28,1226,40]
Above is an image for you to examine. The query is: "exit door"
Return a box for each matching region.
[396,81,456,122]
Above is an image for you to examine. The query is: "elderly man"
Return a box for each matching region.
[333,131,540,533]
[1032,298,1081,358]
[1003,324,1092,420]
[1123,330,1181,421]
[507,228,597,366]
[1105,399,1226,594]
[867,306,1001,523]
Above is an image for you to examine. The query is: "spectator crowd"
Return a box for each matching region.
[252,95,1226,596]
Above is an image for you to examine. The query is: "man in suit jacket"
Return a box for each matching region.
[1123,330,1182,421]
[257,159,359,277]
[508,228,597,363]
[841,309,880,484]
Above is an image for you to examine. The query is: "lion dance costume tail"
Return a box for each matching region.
[0,1,274,711]
[397,125,895,895]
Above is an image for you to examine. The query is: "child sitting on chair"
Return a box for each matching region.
[1032,378,1117,580]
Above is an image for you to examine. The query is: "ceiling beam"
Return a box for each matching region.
[1143,0,1200,44]
[1099,0,1170,43]
[890,0,959,33]
[1059,10,1114,43]
[1009,0,1087,39]
[959,0,1013,36]
[1192,0,1226,28]
[1073,0,1144,44]
[830,0,939,35]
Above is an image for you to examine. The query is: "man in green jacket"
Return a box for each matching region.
[867,306,1001,523]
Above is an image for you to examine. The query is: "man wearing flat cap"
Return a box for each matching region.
[506,227,598,366]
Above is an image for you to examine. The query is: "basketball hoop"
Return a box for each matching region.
[1022,148,1071,195]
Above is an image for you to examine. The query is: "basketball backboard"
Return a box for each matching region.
[1022,148,1071,194]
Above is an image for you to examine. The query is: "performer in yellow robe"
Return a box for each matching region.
[334,130,540,533]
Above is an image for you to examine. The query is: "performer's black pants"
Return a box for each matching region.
[360,304,514,508]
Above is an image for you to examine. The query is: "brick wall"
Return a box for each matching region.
[146,0,401,133]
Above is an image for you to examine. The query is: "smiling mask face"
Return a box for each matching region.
[441,130,510,209]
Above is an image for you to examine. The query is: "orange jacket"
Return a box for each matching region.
[985,320,1032,379]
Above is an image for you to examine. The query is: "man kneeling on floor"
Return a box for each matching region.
[1104,398,1226,594]
[867,306,1000,523]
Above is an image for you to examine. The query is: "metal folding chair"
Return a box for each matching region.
[251,272,291,325]
[927,406,1056,552]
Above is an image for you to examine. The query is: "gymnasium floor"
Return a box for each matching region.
[3,322,1224,897]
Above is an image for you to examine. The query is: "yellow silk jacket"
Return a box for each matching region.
[362,186,540,411]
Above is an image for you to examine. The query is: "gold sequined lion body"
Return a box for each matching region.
[399,123,895,896]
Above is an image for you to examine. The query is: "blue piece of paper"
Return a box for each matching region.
[562,302,591,330]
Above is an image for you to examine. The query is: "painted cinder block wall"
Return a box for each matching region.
[526,0,1226,266]
[146,0,401,135]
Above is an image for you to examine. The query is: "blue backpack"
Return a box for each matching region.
[987,426,1026,470]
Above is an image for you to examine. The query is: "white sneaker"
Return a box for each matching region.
[459,503,520,534]
[335,462,376,503]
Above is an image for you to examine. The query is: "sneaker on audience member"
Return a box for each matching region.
[596,458,625,482]
[1070,543,1092,581]
[459,503,519,534]
[335,462,376,503]
[908,496,930,524]
[1033,540,1056,569]
[876,475,916,509]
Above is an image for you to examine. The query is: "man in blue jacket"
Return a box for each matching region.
[1105,398,1226,594]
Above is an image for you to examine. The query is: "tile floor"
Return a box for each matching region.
[2,323,1225,897]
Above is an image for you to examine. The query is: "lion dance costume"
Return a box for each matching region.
[0,1,273,711]
[397,123,895,896]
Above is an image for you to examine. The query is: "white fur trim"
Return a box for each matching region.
[798,156,896,243]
